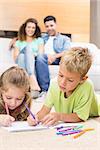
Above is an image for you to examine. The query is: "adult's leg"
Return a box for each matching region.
[51,58,60,65]
[25,45,40,91]
[35,54,50,91]
[17,46,40,91]
[16,53,25,68]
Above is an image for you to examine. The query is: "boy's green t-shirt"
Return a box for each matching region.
[15,37,44,55]
[44,78,100,121]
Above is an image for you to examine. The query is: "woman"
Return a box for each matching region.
[13,18,44,98]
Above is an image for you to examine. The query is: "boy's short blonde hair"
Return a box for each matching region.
[60,47,92,77]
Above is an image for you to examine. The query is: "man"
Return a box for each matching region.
[36,15,71,94]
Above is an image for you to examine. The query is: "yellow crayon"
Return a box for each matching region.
[73,128,94,139]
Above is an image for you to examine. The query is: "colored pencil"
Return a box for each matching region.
[5,102,9,115]
[24,103,36,120]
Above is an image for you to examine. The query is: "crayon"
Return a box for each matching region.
[73,128,94,139]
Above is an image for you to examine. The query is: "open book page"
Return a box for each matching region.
[2,121,48,132]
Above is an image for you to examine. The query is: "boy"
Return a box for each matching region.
[27,47,100,126]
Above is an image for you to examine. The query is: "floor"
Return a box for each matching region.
[0,38,100,150]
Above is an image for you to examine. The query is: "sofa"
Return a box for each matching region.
[0,37,100,93]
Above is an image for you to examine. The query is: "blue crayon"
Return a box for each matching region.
[56,132,63,135]
[62,130,82,136]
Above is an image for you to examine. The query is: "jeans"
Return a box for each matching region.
[16,47,60,91]
[35,54,60,91]
[16,45,35,75]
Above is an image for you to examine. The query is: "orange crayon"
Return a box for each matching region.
[73,128,94,139]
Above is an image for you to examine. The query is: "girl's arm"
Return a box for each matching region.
[0,114,15,126]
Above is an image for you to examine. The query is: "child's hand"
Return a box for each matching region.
[27,114,38,126]
[0,114,15,127]
[41,112,60,126]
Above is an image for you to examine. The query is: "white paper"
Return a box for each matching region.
[50,122,82,129]
[2,121,48,132]
[2,121,82,132]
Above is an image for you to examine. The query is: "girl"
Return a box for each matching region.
[0,66,32,126]
[13,18,44,98]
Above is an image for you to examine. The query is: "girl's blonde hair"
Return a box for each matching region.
[60,47,92,77]
[0,66,30,92]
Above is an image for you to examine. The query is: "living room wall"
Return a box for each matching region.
[90,0,100,48]
[0,0,90,42]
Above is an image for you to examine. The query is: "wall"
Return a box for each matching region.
[90,0,100,48]
[0,0,90,42]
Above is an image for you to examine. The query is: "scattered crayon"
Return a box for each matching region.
[73,128,94,139]
[56,125,94,139]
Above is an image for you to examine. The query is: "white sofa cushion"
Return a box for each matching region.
[0,38,16,75]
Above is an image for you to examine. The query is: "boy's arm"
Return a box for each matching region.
[41,112,82,126]
[60,112,83,123]
[37,105,51,121]
[27,105,51,126]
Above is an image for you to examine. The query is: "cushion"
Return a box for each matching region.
[0,38,15,75]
